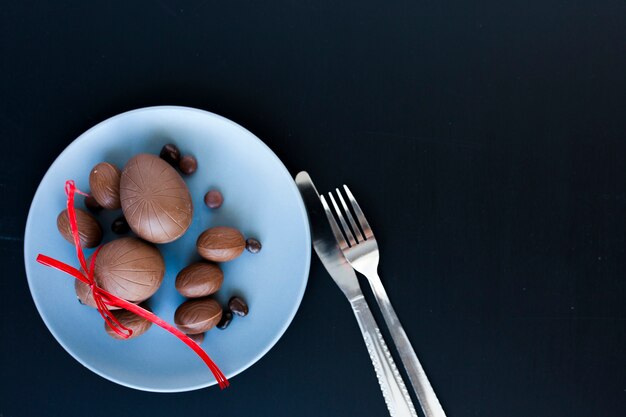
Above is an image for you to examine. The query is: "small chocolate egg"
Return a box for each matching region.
[84,195,102,212]
[104,307,152,340]
[94,237,165,303]
[174,298,222,334]
[57,208,103,248]
[75,279,120,310]
[175,262,224,298]
[120,154,193,244]
[187,332,205,345]
[196,226,245,262]
[89,162,122,210]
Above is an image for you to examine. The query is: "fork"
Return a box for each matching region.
[324,185,446,417]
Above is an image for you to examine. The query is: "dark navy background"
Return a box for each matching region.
[1,1,625,416]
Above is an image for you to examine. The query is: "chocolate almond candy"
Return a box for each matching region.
[159,144,181,167]
[120,154,193,244]
[175,262,224,298]
[228,296,249,317]
[217,310,233,330]
[179,155,197,175]
[174,298,222,334]
[94,237,165,303]
[196,226,245,262]
[204,189,223,209]
[245,238,262,254]
[89,162,122,210]
[104,307,152,340]
[111,216,130,234]
[57,208,102,248]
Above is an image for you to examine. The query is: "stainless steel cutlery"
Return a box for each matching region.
[296,171,445,417]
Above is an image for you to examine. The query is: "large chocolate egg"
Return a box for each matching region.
[94,237,165,303]
[120,154,193,243]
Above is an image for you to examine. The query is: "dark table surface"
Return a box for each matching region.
[1,1,625,416]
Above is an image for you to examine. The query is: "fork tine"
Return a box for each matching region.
[320,195,350,251]
[329,192,357,247]
[343,185,374,239]
[336,187,364,243]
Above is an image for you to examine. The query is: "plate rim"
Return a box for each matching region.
[23,105,311,392]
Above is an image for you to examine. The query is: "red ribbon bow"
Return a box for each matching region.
[37,180,229,389]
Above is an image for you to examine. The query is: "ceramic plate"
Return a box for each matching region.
[24,106,311,392]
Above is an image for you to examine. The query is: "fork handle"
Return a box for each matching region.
[368,273,447,417]
[350,295,417,417]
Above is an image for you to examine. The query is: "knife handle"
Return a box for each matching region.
[351,295,417,417]
[367,272,446,417]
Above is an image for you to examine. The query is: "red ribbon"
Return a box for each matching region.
[37,180,229,389]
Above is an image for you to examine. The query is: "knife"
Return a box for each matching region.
[296,171,417,417]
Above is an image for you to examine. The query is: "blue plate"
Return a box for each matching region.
[24,106,311,392]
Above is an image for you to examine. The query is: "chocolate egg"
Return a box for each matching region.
[187,332,205,345]
[57,208,103,248]
[174,298,222,334]
[175,262,224,298]
[75,279,120,310]
[94,237,165,303]
[104,307,152,340]
[89,162,122,210]
[120,154,193,243]
[196,226,245,262]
